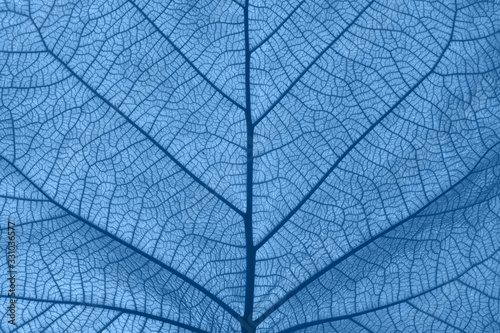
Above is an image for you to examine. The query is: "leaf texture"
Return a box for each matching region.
[0,0,499,332]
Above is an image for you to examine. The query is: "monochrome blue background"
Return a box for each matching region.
[1,0,500,331]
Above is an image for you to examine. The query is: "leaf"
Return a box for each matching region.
[0,0,499,332]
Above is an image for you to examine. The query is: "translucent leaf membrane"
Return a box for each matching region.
[0,0,499,331]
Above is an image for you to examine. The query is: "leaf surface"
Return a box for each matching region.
[0,0,499,332]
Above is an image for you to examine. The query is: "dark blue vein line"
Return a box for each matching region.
[275,247,499,332]
[255,7,457,249]
[255,140,493,328]
[98,313,123,333]
[406,302,466,332]
[34,42,245,218]
[11,304,55,332]
[0,215,68,232]
[42,305,76,332]
[0,156,243,323]
[242,1,256,332]
[350,318,376,333]
[126,0,246,112]
[0,295,209,333]
[63,306,87,331]
[250,0,306,53]
[0,195,49,202]
[25,15,245,218]
[253,0,375,126]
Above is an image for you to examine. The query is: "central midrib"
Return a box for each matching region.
[243,0,257,332]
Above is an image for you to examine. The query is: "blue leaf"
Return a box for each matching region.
[0,0,499,332]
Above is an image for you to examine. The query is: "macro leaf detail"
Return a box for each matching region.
[1,0,500,332]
